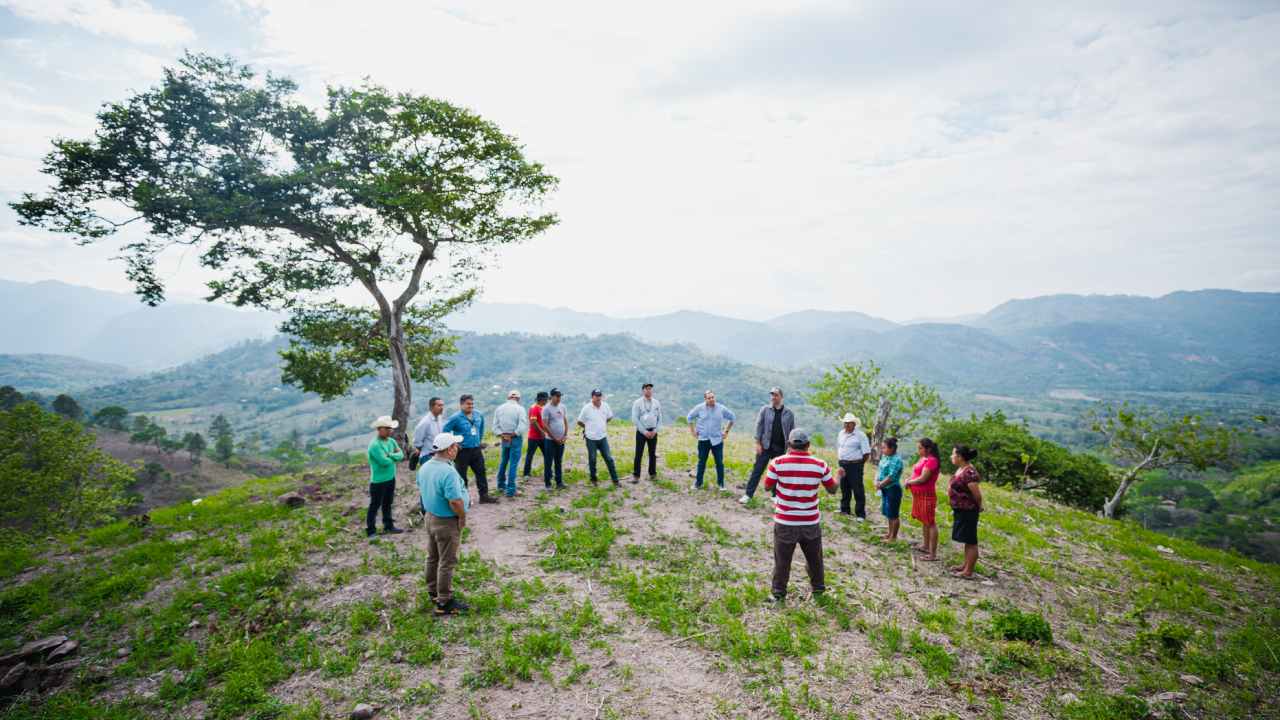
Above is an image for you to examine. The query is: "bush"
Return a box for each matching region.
[1138,621,1194,658]
[936,411,1117,510]
[991,608,1053,644]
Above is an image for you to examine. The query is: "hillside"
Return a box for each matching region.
[76,334,816,451]
[0,355,132,394]
[2,428,1276,719]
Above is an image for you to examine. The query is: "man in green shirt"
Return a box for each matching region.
[367,415,406,538]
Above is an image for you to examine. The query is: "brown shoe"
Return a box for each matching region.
[479,496,499,505]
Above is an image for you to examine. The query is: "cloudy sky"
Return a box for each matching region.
[1,1,1277,322]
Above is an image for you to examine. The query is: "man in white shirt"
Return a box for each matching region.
[577,389,619,485]
[836,413,872,519]
[410,396,445,471]
[493,389,528,497]
[630,382,662,483]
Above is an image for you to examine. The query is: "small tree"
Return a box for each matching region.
[129,416,167,454]
[0,386,25,412]
[810,360,950,460]
[52,394,83,422]
[1093,404,1232,518]
[183,432,207,465]
[0,402,135,532]
[93,405,130,431]
[12,53,558,446]
[210,414,235,467]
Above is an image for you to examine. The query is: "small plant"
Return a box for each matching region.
[991,608,1053,644]
[1058,690,1148,720]
[1137,621,1194,658]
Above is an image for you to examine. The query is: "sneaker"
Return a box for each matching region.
[630,476,640,484]
[718,485,730,494]
[383,527,406,535]
[479,496,500,505]
[738,495,751,505]
[433,598,470,616]
[691,481,701,490]
[611,479,620,486]
[366,529,376,538]
[854,517,866,523]
[555,483,566,490]
[768,594,785,605]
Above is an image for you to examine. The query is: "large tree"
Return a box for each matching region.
[1092,404,1232,518]
[809,360,950,461]
[12,54,558,441]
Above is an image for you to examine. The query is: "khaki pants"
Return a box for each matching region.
[426,514,461,603]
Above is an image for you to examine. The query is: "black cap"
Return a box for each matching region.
[591,389,603,397]
[549,388,561,396]
[535,391,549,402]
[641,382,653,390]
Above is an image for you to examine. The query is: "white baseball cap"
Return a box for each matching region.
[508,389,522,399]
[431,432,463,452]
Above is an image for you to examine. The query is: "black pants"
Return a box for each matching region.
[633,431,658,478]
[543,439,565,487]
[772,523,825,598]
[522,437,545,476]
[745,446,786,497]
[456,446,490,498]
[839,460,866,517]
[366,480,396,533]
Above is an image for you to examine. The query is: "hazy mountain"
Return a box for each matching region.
[0,279,280,370]
[0,354,133,394]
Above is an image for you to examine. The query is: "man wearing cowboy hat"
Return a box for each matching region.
[417,431,470,615]
[493,389,529,497]
[836,413,872,519]
[367,415,406,538]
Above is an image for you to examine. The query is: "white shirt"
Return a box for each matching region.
[577,401,613,441]
[412,412,445,451]
[837,428,871,462]
[493,400,527,436]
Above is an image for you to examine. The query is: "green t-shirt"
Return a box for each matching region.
[367,436,404,483]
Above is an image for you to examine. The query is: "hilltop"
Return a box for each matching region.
[1,427,1276,719]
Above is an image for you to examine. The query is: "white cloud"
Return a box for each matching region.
[0,0,195,46]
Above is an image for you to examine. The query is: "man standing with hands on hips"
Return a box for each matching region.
[740,387,793,505]
[836,413,872,519]
[687,390,735,491]
[631,383,662,483]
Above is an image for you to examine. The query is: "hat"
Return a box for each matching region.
[549,388,562,397]
[788,428,810,446]
[371,415,398,430]
[641,382,653,390]
[431,432,462,451]
[508,389,521,399]
[591,389,603,397]
[769,387,783,395]
[841,413,860,424]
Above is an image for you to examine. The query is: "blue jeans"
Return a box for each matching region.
[497,437,523,496]
[696,439,725,488]
[585,436,618,483]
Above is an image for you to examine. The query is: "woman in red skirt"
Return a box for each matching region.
[904,438,941,561]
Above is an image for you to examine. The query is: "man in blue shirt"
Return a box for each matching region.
[686,390,736,491]
[441,394,498,504]
[417,431,470,615]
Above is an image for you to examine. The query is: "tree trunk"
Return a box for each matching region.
[385,307,413,450]
[1102,469,1138,519]
[869,397,892,465]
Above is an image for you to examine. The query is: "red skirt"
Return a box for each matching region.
[910,490,937,526]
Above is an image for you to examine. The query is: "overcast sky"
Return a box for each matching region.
[1,1,1277,322]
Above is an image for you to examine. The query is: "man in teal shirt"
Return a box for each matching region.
[367,415,405,538]
[417,431,470,615]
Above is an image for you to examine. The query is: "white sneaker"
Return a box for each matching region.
[691,482,700,490]
[738,495,751,505]
[855,517,866,523]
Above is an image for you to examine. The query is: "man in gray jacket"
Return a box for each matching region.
[739,387,795,505]
[630,383,662,483]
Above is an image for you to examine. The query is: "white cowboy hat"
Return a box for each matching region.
[841,413,860,424]
[371,415,399,430]
[431,432,463,451]
[508,389,522,399]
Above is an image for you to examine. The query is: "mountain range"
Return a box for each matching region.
[1,278,1277,395]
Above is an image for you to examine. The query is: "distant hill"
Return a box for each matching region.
[0,279,279,370]
[78,333,817,451]
[0,353,133,394]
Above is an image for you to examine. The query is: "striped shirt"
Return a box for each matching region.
[763,450,836,526]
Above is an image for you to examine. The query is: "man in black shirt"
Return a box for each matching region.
[740,387,795,504]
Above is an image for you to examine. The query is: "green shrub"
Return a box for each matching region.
[1137,621,1193,658]
[1058,690,1148,720]
[991,608,1053,644]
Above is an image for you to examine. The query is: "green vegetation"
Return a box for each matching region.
[809,359,949,442]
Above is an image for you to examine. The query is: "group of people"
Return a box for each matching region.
[365,384,985,615]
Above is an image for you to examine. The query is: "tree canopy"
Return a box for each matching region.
[809,360,949,441]
[12,53,559,436]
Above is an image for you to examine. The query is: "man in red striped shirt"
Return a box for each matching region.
[763,428,837,602]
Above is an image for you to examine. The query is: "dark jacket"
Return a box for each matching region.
[754,405,795,450]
